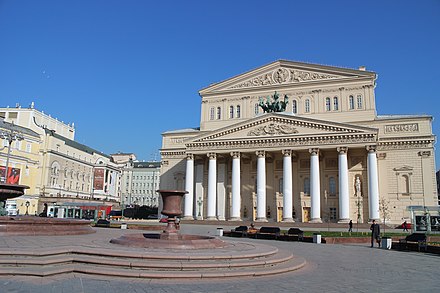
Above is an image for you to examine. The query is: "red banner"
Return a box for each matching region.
[0,166,21,184]
[93,168,104,191]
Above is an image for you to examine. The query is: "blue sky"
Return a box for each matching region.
[0,0,439,168]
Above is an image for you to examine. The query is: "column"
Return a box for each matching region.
[183,153,194,220]
[230,152,241,221]
[337,147,350,223]
[256,150,267,222]
[206,152,217,220]
[367,146,380,221]
[309,148,322,223]
[282,149,294,222]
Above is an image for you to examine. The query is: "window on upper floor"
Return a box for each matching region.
[357,95,363,109]
[216,107,221,120]
[325,97,331,111]
[26,142,31,153]
[209,107,215,120]
[279,178,283,193]
[304,177,310,195]
[349,95,355,110]
[329,177,336,195]
[254,103,260,116]
[292,100,297,114]
[236,105,241,118]
[333,97,339,111]
[305,99,310,113]
[329,207,337,220]
[229,105,234,119]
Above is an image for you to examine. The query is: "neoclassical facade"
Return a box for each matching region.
[160,60,437,224]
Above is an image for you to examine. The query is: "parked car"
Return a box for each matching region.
[147,214,158,219]
[395,222,412,229]
[95,219,110,228]
[159,218,168,223]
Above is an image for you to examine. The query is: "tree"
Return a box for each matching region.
[379,198,391,235]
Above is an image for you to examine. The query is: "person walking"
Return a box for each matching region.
[370,220,381,248]
[403,221,408,232]
[348,220,353,232]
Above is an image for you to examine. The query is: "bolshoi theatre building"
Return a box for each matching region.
[160,60,437,224]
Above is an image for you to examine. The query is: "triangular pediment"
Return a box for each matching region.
[200,60,375,95]
[187,113,378,145]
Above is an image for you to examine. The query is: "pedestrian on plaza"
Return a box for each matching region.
[348,220,353,232]
[402,221,408,232]
[370,220,381,248]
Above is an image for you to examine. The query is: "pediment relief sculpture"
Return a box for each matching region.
[229,67,341,89]
[247,122,298,136]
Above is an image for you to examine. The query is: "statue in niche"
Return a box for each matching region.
[355,176,362,196]
[258,91,289,113]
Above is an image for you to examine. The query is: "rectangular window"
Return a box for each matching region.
[357,95,363,109]
[330,207,337,220]
[0,112,5,118]
[236,105,241,118]
[26,143,31,153]
[8,112,17,119]
[349,96,354,110]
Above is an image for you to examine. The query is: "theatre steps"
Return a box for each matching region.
[0,242,306,279]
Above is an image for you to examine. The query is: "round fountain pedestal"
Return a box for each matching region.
[111,189,228,249]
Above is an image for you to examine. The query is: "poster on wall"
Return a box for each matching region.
[93,168,104,191]
[0,166,21,184]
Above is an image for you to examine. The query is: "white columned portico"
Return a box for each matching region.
[282,149,294,222]
[309,148,322,223]
[337,147,350,223]
[183,153,194,220]
[206,152,217,220]
[256,150,267,222]
[367,146,380,221]
[230,152,241,221]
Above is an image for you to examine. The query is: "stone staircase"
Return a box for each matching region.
[0,242,306,279]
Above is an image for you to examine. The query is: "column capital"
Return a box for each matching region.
[256,150,265,158]
[186,153,194,160]
[337,147,348,154]
[309,148,319,155]
[282,149,292,157]
[366,145,377,153]
[207,152,217,160]
[230,151,241,159]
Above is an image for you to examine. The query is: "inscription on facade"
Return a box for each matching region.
[384,123,419,133]
[170,137,185,144]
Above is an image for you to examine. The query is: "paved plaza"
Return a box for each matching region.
[0,224,437,293]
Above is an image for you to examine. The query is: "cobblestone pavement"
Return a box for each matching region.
[0,224,437,293]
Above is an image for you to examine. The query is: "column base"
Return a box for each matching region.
[217,217,226,221]
[196,216,204,220]
[182,216,194,221]
[282,218,295,223]
[228,217,241,221]
[338,218,350,224]
[255,217,268,222]
[309,218,322,223]
[205,216,218,221]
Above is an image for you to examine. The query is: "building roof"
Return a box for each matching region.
[133,161,160,168]
[45,129,111,159]
[0,119,40,138]
[162,127,200,134]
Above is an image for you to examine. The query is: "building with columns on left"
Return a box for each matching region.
[1,104,121,218]
[160,60,438,225]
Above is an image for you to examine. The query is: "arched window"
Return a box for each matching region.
[254,103,260,115]
[292,100,297,114]
[216,107,221,119]
[305,99,310,113]
[304,178,310,195]
[325,97,331,111]
[236,105,241,118]
[349,95,354,110]
[333,97,339,111]
[210,107,215,120]
[229,105,234,119]
[329,177,336,195]
[357,95,363,109]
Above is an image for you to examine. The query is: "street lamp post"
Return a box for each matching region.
[1,125,24,183]
[25,200,30,215]
[197,197,202,218]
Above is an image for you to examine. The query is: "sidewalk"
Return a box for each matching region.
[0,224,437,293]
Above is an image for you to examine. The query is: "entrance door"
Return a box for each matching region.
[303,207,311,222]
[277,207,283,222]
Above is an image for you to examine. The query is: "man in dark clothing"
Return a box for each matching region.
[370,220,381,248]
[348,220,353,232]
[403,221,409,232]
